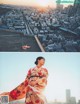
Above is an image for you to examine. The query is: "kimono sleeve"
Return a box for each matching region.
[9,68,32,102]
[0,68,32,102]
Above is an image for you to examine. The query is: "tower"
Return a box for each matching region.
[56,0,63,10]
[66,89,71,104]
[74,0,80,8]
[74,0,80,13]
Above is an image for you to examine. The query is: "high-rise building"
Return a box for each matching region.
[66,89,71,104]
[78,100,80,104]
[56,0,61,6]
[74,0,80,8]
[74,0,80,14]
[56,0,63,10]
[70,97,76,104]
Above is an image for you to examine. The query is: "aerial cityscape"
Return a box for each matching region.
[0,0,80,51]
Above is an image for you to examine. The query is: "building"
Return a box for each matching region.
[74,0,80,14]
[0,30,41,52]
[66,89,71,104]
[70,97,76,104]
[78,100,80,104]
[0,18,2,24]
[74,0,80,8]
[56,0,63,10]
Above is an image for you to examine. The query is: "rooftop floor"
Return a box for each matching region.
[0,30,41,52]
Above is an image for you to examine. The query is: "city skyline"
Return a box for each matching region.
[0,53,80,102]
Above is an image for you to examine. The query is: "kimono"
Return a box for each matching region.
[9,66,48,104]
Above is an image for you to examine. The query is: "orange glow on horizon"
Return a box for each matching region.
[0,0,56,7]
[0,0,72,8]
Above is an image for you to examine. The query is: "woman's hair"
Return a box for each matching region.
[35,56,45,65]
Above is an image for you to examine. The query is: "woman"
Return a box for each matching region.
[0,57,48,104]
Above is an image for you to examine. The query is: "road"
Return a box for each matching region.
[22,11,34,35]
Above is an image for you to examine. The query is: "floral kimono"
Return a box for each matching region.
[9,66,48,104]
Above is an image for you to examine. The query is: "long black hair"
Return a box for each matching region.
[35,56,45,65]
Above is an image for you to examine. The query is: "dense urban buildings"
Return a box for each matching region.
[0,2,80,51]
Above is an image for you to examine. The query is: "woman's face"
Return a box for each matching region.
[38,59,45,66]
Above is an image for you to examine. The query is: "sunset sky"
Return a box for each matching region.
[0,0,74,7]
[0,0,56,7]
[0,52,80,102]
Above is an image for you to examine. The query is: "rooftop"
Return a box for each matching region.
[0,30,41,52]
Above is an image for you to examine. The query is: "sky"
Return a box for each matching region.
[0,0,56,7]
[0,0,74,7]
[0,52,80,102]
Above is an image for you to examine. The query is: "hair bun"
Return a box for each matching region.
[35,61,37,65]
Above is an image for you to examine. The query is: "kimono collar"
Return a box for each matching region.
[34,66,42,70]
